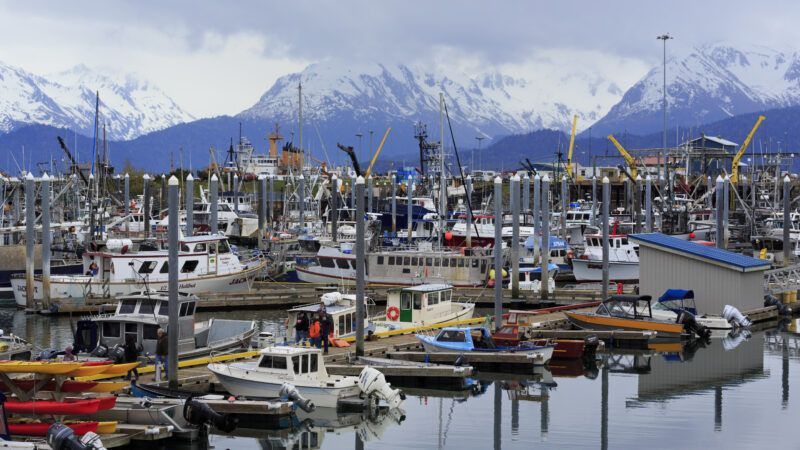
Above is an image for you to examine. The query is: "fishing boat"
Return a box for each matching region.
[11,233,266,310]
[73,291,256,360]
[564,295,694,339]
[415,326,555,365]
[287,284,474,342]
[208,346,405,409]
[571,232,639,282]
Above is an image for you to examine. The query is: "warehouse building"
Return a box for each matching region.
[629,233,770,313]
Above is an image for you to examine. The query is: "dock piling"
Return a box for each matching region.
[331,175,339,242]
[784,175,791,264]
[511,174,520,299]
[367,175,373,214]
[523,173,530,214]
[124,173,130,237]
[591,176,597,227]
[407,176,413,242]
[185,174,194,237]
[533,174,541,263]
[355,176,366,357]
[299,174,305,231]
[167,175,180,388]
[143,174,151,239]
[233,174,239,214]
[210,174,218,235]
[541,175,551,301]
[258,175,266,248]
[466,175,473,248]
[715,175,724,249]
[634,175,642,233]
[24,172,35,309]
[602,176,610,301]
[645,175,652,232]
[560,175,568,239]
[493,176,503,329]
[391,174,396,234]
[41,173,51,309]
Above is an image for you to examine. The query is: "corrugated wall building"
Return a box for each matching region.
[629,233,770,313]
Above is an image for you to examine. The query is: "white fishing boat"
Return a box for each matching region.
[208,346,405,409]
[571,233,639,282]
[11,233,266,311]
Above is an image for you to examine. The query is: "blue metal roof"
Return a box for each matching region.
[629,233,771,272]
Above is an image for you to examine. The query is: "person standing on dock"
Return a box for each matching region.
[124,334,141,380]
[295,312,309,344]
[309,318,321,349]
[156,328,168,378]
[319,312,332,354]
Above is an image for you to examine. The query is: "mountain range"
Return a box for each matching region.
[2,43,800,173]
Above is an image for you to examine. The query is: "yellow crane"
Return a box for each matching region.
[607,134,638,179]
[730,115,765,184]
[364,127,392,178]
[565,115,578,180]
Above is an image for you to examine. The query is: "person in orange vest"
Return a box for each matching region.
[309,318,321,349]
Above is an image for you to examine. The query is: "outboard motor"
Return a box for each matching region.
[722,305,752,328]
[37,348,60,361]
[677,311,711,339]
[47,423,106,450]
[279,382,315,412]
[90,344,109,358]
[583,335,600,359]
[183,395,238,433]
[764,294,790,315]
[108,345,125,364]
[358,367,405,410]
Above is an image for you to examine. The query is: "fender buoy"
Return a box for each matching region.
[387,306,400,321]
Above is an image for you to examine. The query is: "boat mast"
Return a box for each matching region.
[439,92,445,248]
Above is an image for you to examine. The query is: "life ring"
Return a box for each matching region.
[386,306,400,321]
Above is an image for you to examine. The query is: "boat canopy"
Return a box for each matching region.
[657,289,697,315]
[658,289,694,303]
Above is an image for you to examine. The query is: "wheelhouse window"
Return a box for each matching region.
[336,259,349,269]
[437,330,465,342]
[319,258,336,268]
[160,262,169,274]
[259,355,288,369]
[411,257,418,266]
[143,324,159,340]
[309,353,318,372]
[377,256,384,265]
[218,240,231,254]
[157,302,168,316]
[400,292,412,310]
[179,302,189,316]
[181,260,199,273]
[139,300,156,315]
[119,300,137,314]
[138,261,157,274]
[413,293,422,310]
[102,322,120,338]
[195,243,207,252]
[388,256,395,265]
[403,257,411,266]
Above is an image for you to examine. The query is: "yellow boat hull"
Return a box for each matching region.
[0,362,83,375]
[564,312,685,337]
[65,365,113,378]
[85,382,128,393]
[95,421,118,434]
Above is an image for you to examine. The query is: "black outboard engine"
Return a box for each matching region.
[183,395,238,433]
[90,344,109,358]
[583,335,600,359]
[677,311,710,339]
[108,345,125,364]
[47,422,105,450]
[764,294,790,315]
[37,348,60,361]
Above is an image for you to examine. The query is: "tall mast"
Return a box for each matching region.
[298,81,303,156]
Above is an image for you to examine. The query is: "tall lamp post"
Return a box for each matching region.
[657,33,673,203]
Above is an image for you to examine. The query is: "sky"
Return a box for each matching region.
[1,0,799,118]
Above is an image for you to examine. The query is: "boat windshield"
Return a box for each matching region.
[437,330,466,342]
[598,299,651,318]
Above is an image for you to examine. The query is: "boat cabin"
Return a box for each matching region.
[596,295,654,319]
[255,346,329,381]
[429,326,496,350]
[286,292,370,340]
[386,284,455,324]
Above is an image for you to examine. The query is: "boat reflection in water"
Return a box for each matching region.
[209,406,406,450]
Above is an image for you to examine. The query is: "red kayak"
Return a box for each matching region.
[5,399,102,415]
[80,361,114,367]
[0,380,98,393]
[9,421,98,436]
[66,396,117,411]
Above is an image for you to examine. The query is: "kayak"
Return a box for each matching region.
[0,380,98,393]
[66,396,117,411]
[65,365,113,377]
[85,381,128,393]
[5,399,101,415]
[0,361,83,375]
[100,362,140,376]
[95,421,118,434]
[9,421,99,436]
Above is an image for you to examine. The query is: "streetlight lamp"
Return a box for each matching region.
[657,33,673,199]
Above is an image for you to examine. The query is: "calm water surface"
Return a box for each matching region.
[2,307,799,450]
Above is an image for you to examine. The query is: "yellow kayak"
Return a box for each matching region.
[0,361,83,375]
[65,365,113,378]
[85,382,128,393]
[100,362,140,376]
[95,421,118,434]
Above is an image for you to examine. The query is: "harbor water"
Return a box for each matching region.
[2,307,798,449]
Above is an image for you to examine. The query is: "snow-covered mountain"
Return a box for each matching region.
[590,43,800,136]
[238,61,621,147]
[0,62,194,140]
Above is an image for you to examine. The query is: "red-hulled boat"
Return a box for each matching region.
[5,399,102,415]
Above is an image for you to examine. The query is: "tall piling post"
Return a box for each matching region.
[645,175,653,232]
[257,175,266,248]
[591,176,597,227]
[707,176,713,209]
[407,176,413,243]
[541,175,551,301]
[124,173,130,237]
[167,175,180,388]
[298,174,305,232]
[723,175,730,248]
[351,177,356,211]
[511,174,521,299]
[391,174,397,234]
[24,173,35,309]
[355,176,366,356]
[523,173,530,214]
[560,175,568,239]
[602,177,610,301]
[367,175,373,214]
[331,175,339,242]
[466,175,473,248]
[87,173,95,243]
[784,175,791,264]
[715,175,724,249]
[185,174,194,237]
[142,174,151,239]
[493,176,503,330]
[232,174,239,214]
[210,174,219,235]
[533,174,541,264]
[41,174,51,309]
[634,175,643,233]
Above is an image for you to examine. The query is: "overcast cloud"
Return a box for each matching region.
[1,1,798,117]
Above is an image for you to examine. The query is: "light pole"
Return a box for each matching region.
[657,33,673,202]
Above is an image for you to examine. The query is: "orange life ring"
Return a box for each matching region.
[386,306,400,321]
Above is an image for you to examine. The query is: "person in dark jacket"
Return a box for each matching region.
[123,334,141,380]
[295,312,309,344]
[156,328,168,378]
[319,313,333,354]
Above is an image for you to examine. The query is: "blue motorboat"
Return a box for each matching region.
[415,326,554,365]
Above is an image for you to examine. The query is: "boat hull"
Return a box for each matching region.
[418,338,554,365]
[564,312,684,338]
[571,259,639,282]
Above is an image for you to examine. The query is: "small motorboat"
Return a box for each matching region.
[415,327,555,365]
[564,295,706,339]
[208,346,404,409]
[651,289,734,331]
[492,324,596,359]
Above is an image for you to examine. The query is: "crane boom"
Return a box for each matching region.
[364,127,391,178]
[730,115,765,184]
[336,143,362,177]
[607,134,637,179]
[566,115,577,179]
[57,136,89,186]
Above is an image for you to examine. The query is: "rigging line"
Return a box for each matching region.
[443,99,481,240]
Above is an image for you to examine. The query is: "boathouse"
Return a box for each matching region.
[629,233,770,312]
